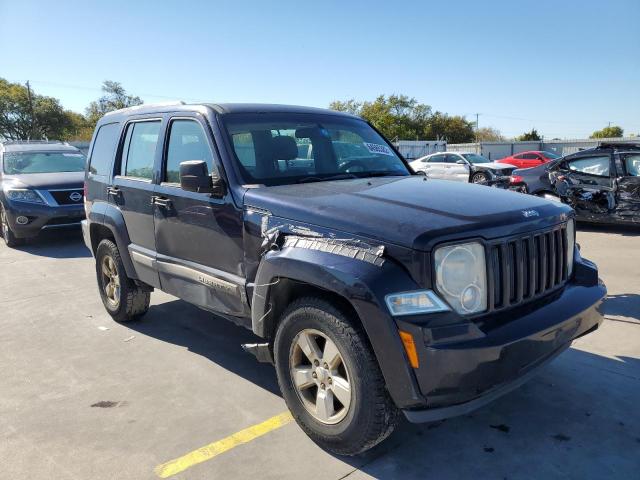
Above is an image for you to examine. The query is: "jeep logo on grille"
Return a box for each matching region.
[69,192,83,202]
[521,209,539,218]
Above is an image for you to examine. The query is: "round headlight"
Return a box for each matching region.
[434,242,487,315]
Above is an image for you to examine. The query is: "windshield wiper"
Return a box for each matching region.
[363,171,406,178]
[296,173,359,184]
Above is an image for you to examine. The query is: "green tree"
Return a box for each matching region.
[517,128,541,141]
[62,110,94,141]
[424,112,475,143]
[331,94,432,140]
[0,78,73,140]
[85,80,142,124]
[590,125,623,139]
[329,94,475,142]
[476,126,505,142]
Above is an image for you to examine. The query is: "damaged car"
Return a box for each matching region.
[410,152,516,187]
[510,142,640,225]
[82,103,606,455]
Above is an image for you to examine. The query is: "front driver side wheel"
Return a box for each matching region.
[95,239,150,322]
[274,297,399,455]
[471,172,489,185]
[0,204,24,248]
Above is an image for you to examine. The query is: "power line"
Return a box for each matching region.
[24,79,206,103]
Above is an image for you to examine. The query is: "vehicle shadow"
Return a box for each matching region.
[127,298,281,396]
[128,298,639,478]
[601,293,640,322]
[15,228,91,259]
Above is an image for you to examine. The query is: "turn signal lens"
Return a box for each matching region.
[398,330,419,368]
[385,290,449,316]
[510,175,524,184]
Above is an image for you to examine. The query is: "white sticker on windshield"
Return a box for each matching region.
[363,142,394,156]
[63,153,83,157]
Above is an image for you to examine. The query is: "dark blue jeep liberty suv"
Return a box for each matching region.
[82,102,606,455]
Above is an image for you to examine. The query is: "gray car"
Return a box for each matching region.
[0,141,86,247]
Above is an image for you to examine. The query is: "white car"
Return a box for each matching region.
[410,152,516,187]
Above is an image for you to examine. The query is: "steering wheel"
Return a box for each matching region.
[339,160,367,173]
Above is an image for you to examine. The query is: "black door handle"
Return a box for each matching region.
[151,196,172,208]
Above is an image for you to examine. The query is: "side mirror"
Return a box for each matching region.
[179,160,226,198]
[456,159,466,164]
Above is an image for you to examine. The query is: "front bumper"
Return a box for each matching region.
[3,200,85,238]
[396,263,606,422]
[487,176,511,189]
[508,184,528,193]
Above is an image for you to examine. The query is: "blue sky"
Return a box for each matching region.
[1,0,638,139]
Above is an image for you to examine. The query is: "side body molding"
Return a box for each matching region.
[251,246,425,409]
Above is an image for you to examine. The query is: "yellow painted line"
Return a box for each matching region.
[154,411,294,478]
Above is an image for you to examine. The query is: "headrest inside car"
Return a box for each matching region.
[271,136,298,160]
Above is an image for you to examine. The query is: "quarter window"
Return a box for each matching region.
[165,120,213,183]
[89,122,120,176]
[121,121,161,180]
[623,154,640,177]
[566,156,610,177]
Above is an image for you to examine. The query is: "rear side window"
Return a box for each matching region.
[165,120,213,183]
[89,122,120,175]
[429,154,445,162]
[623,154,640,177]
[121,121,161,180]
[566,156,610,177]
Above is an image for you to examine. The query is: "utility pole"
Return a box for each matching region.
[474,113,480,152]
[26,80,36,139]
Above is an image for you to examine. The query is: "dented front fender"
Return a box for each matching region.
[251,243,426,409]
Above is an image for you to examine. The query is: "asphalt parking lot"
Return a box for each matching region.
[1,225,638,480]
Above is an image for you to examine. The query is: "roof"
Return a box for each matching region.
[598,141,640,149]
[99,102,359,122]
[1,141,81,153]
[207,103,359,118]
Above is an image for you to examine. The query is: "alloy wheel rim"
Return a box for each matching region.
[101,255,120,308]
[473,174,487,184]
[289,329,352,425]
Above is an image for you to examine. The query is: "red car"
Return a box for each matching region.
[498,150,560,169]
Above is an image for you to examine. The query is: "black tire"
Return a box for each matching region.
[274,297,399,456]
[95,239,150,322]
[0,204,24,248]
[471,172,489,185]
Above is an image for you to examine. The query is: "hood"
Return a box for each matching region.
[244,176,572,251]
[474,162,516,172]
[2,171,85,190]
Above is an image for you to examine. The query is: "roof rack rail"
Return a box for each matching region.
[1,140,68,145]
[103,101,186,117]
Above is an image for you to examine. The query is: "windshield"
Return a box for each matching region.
[462,153,490,164]
[222,113,410,186]
[541,151,560,159]
[3,151,86,174]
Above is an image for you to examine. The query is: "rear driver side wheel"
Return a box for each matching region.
[95,239,150,322]
[274,297,399,456]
